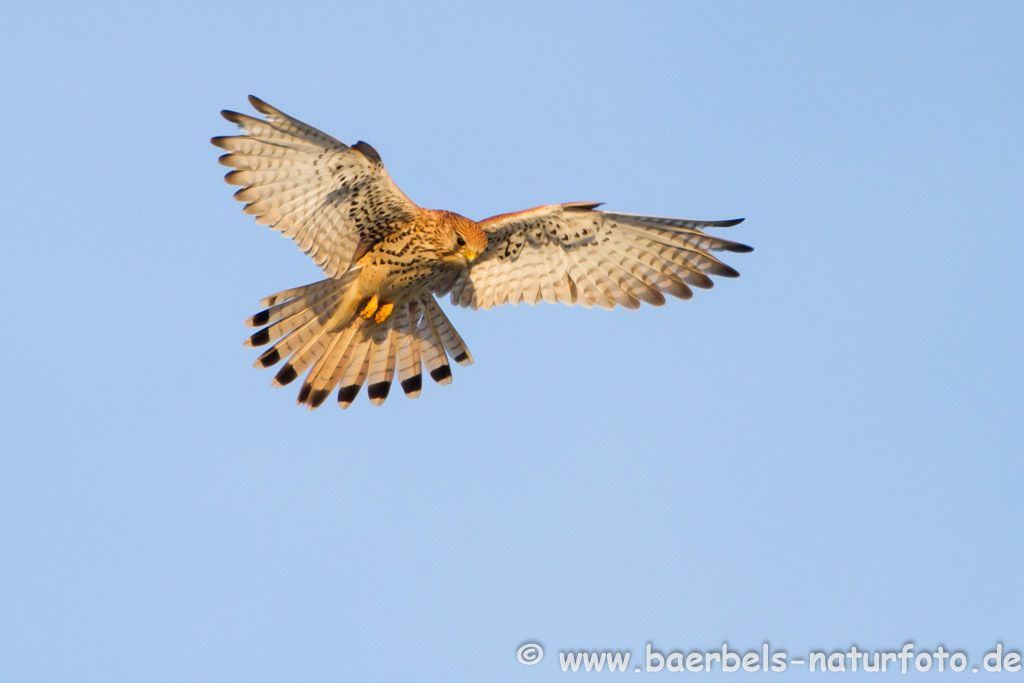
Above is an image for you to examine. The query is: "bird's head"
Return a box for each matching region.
[438,212,488,266]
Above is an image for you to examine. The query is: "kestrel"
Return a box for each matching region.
[213,96,751,409]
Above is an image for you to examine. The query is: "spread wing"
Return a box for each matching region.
[212,95,421,278]
[434,202,751,310]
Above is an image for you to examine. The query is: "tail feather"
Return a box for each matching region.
[253,311,321,371]
[247,285,470,409]
[245,291,341,349]
[258,280,335,308]
[396,304,424,398]
[423,298,474,366]
[253,310,324,373]
[246,279,337,328]
[365,318,398,406]
[297,319,362,408]
[418,305,453,386]
[270,323,332,388]
[246,273,356,352]
[335,334,375,409]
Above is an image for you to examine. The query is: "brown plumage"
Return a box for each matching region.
[213,96,751,409]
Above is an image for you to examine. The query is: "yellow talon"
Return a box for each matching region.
[359,294,379,320]
[374,302,394,324]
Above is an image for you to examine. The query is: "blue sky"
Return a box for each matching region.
[2,1,1022,680]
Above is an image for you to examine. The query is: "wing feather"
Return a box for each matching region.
[449,203,749,310]
[213,96,421,277]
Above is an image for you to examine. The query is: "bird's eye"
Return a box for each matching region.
[456,236,466,248]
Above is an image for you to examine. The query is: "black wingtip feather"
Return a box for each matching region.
[248,94,269,111]
[224,170,246,186]
[250,310,270,327]
[453,351,469,364]
[564,202,604,212]
[352,141,382,165]
[709,263,742,278]
[297,383,312,404]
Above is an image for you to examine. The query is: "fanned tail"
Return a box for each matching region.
[246,283,473,409]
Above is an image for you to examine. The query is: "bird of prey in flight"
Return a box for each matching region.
[213,96,751,409]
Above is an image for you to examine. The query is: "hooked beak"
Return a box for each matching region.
[464,251,477,262]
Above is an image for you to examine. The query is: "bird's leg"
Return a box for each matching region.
[374,302,394,324]
[359,294,379,320]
